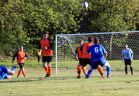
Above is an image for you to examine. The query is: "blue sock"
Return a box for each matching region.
[86,68,93,78]
[11,66,16,71]
[0,73,7,80]
[106,66,111,77]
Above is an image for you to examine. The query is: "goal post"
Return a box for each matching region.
[55,31,139,76]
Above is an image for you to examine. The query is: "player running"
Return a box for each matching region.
[122,44,133,75]
[39,33,53,78]
[0,65,16,80]
[86,37,111,78]
[12,46,27,78]
[81,37,104,78]
[75,40,87,78]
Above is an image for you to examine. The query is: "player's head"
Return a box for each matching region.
[43,31,49,39]
[19,46,23,51]
[93,37,99,44]
[79,39,83,46]
[125,44,128,49]
[87,36,93,42]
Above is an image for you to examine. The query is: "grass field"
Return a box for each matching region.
[0,60,139,96]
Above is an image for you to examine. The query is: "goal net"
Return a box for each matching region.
[55,31,139,76]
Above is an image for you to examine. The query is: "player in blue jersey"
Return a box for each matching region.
[122,44,133,75]
[85,37,111,78]
[0,65,16,80]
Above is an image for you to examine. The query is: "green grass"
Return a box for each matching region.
[0,60,139,96]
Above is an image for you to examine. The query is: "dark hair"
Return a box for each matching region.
[88,36,93,42]
[93,37,99,44]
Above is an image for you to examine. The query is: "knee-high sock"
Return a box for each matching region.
[106,66,111,77]
[86,68,93,78]
[125,65,128,75]
[44,66,48,74]
[22,70,26,78]
[76,65,81,75]
[47,66,52,76]
[97,66,103,76]
[129,65,133,75]
[17,70,22,78]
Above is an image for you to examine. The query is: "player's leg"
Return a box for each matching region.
[86,61,98,78]
[46,56,52,77]
[103,61,111,78]
[76,64,82,78]
[124,60,128,75]
[22,66,26,78]
[129,60,133,75]
[97,66,104,78]
[17,63,22,78]
[42,56,48,75]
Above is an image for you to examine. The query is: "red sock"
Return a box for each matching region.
[97,66,104,77]
[44,66,48,73]
[22,70,26,78]
[47,66,52,77]
[76,65,81,76]
[17,70,22,78]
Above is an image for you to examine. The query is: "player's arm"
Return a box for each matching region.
[130,49,133,60]
[12,52,18,63]
[25,53,28,60]
[48,38,53,50]
[101,45,107,58]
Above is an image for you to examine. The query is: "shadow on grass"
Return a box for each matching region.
[0,76,77,83]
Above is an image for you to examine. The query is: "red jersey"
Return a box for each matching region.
[13,51,27,63]
[75,46,83,59]
[82,42,92,59]
[39,38,53,56]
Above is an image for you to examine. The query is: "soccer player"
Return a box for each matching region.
[81,37,104,78]
[75,40,86,78]
[122,44,133,75]
[39,33,53,78]
[0,65,16,80]
[86,37,111,78]
[12,46,27,78]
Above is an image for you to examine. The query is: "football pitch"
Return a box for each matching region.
[0,60,139,96]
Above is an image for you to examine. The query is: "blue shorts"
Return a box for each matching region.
[91,60,106,69]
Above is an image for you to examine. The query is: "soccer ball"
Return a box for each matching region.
[82,2,88,9]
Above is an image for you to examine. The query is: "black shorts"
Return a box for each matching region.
[18,63,24,69]
[79,58,91,67]
[124,59,132,65]
[42,56,52,63]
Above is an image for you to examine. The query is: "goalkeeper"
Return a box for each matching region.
[78,37,104,78]
[0,65,16,80]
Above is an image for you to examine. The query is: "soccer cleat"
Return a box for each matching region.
[85,75,89,79]
[45,74,50,78]
[77,75,81,79]
[107,75,111,78]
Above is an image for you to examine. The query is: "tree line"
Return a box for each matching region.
[0,0,139,56]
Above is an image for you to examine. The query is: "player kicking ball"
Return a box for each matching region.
[0,65,16,80]
[86,37,111,78]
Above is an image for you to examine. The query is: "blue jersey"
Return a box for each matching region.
[0,66,8,75]
[87,44,107,61]
[122,48,133,60]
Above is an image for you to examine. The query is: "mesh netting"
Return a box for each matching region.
[55,31,139,75]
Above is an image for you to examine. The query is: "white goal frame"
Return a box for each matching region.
[55,31,139,76]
